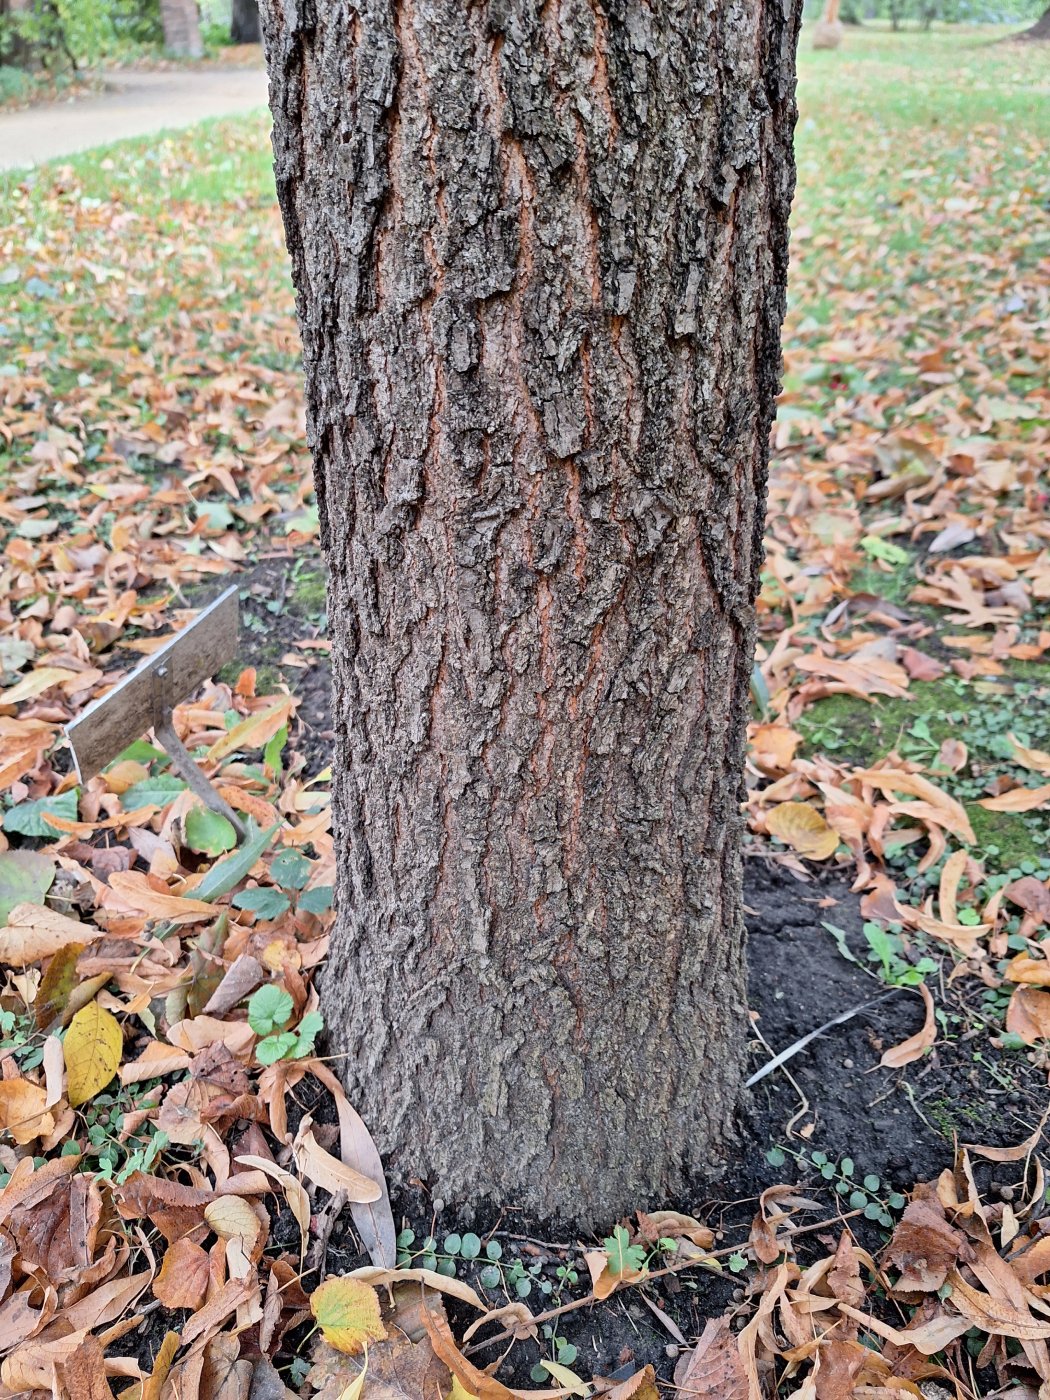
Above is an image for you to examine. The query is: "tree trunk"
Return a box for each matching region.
[261,0,800,1227]
[1015,5,1050,39]
[231,0,261,44]
[160,0,202,58]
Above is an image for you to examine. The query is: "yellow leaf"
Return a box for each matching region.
[339,1361,369,1400]
[0,1079,55,1145]
[537,1359,590,1396]
[310,1277,387,1355]
[0,667,78,705]
[63,1000,123,1107]
[765,803,839,860]
[447,1381,479,1400]
[206,699,294,763]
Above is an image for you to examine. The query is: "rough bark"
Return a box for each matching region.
[160,0,202,58]
[231,0,262,44]
[261,0,799,1226]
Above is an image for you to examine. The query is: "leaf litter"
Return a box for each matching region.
[0,28,1046,1400]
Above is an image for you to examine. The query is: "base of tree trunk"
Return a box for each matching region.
[1014,7,1050,39]
[812,19,844,48]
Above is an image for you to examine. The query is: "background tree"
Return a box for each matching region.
[261,0,800,1227]
[230,0,259,43]
[160,0,200,56]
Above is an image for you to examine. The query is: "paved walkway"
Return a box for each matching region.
[0,67,269,171]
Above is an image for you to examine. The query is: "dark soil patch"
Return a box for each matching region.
[288,859,1048,1389]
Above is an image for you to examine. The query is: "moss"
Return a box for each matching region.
[290,563,327,616]
[851,561,916,609]
[794,678,965,766]
[966,804,1047,869]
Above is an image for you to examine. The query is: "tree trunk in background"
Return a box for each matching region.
[812,0,844,49]
[231,0,261,44]
[160,0,202,58]
[1016,6,1050,39]
[261,0,799,1227]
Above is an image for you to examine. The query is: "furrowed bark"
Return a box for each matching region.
[261,0,799,1226]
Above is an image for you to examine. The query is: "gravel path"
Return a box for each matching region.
[0,67,268,171]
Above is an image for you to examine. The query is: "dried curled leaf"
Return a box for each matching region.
[765,803,839,860]
[0,1079,55,1145]
[63,1000,122,1107]
[310,1276,387,1355]
[880,983,936,1068]
[1006,986,1050,1045]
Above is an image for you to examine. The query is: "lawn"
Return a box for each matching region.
[0,23,1049,1397]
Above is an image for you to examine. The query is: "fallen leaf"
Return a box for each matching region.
[310,1276,387,1355]
[0,852,55,927]
[880,983,936,1068]
[152,1237,211,1311]
[205,1195,263,1248]
[978,783,1050,813]
[1006,986,1050,1045]
[0,1079,55,1145]
[293,1119,380,1203]
[0,903,98,964]
[765,803,840,860]
[673,1316,747,1400]
[885,1188,967,1292]
[63,1000,123,1106]
[1003,876,1050,920]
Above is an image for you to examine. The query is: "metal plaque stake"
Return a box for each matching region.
[66,587,247,841]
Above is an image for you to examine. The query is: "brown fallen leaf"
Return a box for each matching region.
[978,783,1050,814]
[964,1109,1048,1163]
[152,1237,211,1311]
[884,1187,968,1293]
[421,1304,514,1400]
[749,723,802,776]
[1003,876,1050,920]
[309,1059,398,1269]
[1007,734,1050,776]
[1005,954,1050,987]
[853,768,975,842]
[673,1315,747,1400]
[0,903,98,965]
[50,1333,115,1400]
[945,1268,1050,1339]
[1006,986,1050,1045]
[880,983,936,1068]
[293,1117,380,1203]
[0,1078,56,1145]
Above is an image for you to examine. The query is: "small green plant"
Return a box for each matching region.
[0,1006,44,1071]
[766,1145,906,1228]
[246,984,323,1065]
[76,1088,170,1183]
[395,1228,588,1309]
[821,920,936,988]
[232,847,333,922]
[603,1224,647,1276]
